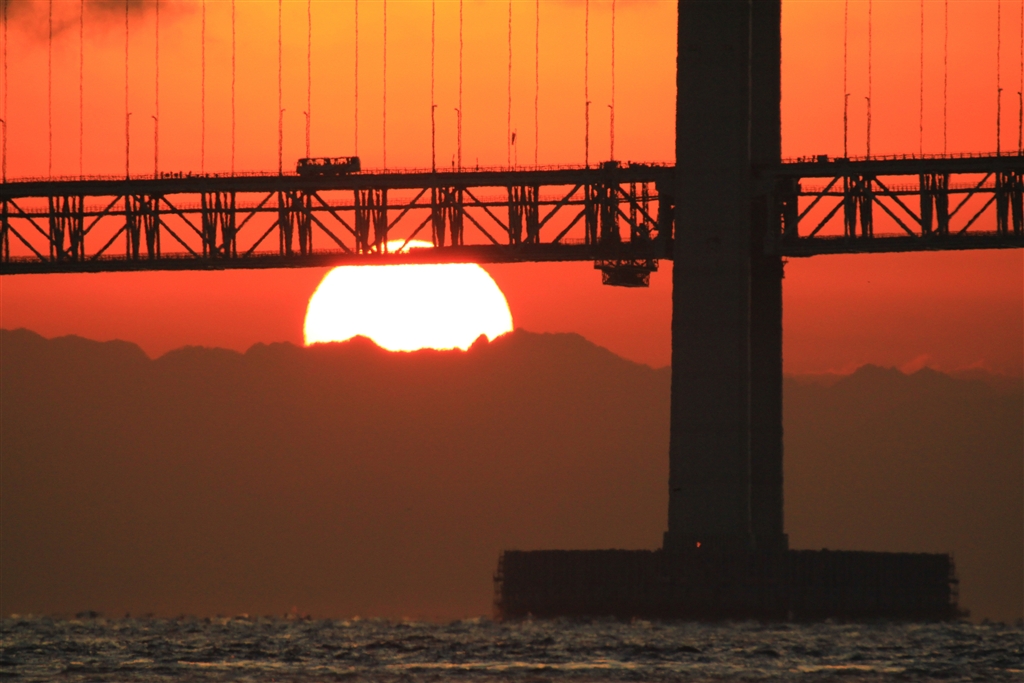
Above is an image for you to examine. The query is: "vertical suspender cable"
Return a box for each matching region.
[2,0,7,182]
[843,0,848,157]
[79,0,85,176]
[354,0,359,155]
[944,0,948,153]
[1,0,5,181]
[1,0,6,183]
[610,0,615,161]
[919,0,924,155]
[201,0,206,173]
[534,0,539,167]
[458,0,463,170]
[431,0,436,171]
[997,0,1003,154]
[48,0,52,178]
[866,0,872,158]
[508,0,513,169]
[1018,0,1022,152]
[383,0,387,170]
[584,0,589,168]
[231,0,236,173]
[155,0,160,177]
[306,0,311,159]
[278,0,283,175]
[125,0,130,179]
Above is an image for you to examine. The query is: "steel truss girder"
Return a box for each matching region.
[0,165,672,275]
[46,195,85,261]
[432,186,464,247]
[770,154,1024,255]
[125,194,161,260]
[277,190,309,257]
[4,156,1021,274]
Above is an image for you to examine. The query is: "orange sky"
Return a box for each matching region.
[0,0,1021,375]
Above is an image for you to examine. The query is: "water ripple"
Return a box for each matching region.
[0,617,1020,682]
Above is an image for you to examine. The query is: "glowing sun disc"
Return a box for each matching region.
[304,241,513,352]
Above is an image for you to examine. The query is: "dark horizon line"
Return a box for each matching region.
[4,326,1021,381]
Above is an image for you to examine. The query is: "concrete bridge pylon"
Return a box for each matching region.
[665,0,786,554]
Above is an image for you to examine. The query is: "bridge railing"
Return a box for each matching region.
[0,162,674,187]
[781,151,1020,165]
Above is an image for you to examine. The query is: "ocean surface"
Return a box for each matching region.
[1,616,1021,682]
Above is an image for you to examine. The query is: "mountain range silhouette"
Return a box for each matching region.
[1,328,1020,621]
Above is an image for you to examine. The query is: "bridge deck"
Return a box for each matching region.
[772,153,1024,256]
[1,156,1021,278]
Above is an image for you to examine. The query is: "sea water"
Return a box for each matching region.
[1,616,1021,681]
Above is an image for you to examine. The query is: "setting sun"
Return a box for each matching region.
[303,242,513,352]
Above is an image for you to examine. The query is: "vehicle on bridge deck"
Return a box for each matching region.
[297,156,362,176]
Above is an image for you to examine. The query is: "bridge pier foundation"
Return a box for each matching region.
[495,3,957,617]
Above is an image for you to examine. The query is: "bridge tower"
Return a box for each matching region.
[665,0,786,553]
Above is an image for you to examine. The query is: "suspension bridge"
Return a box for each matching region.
[1,0,1021,279]
[1,0,1022,618]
